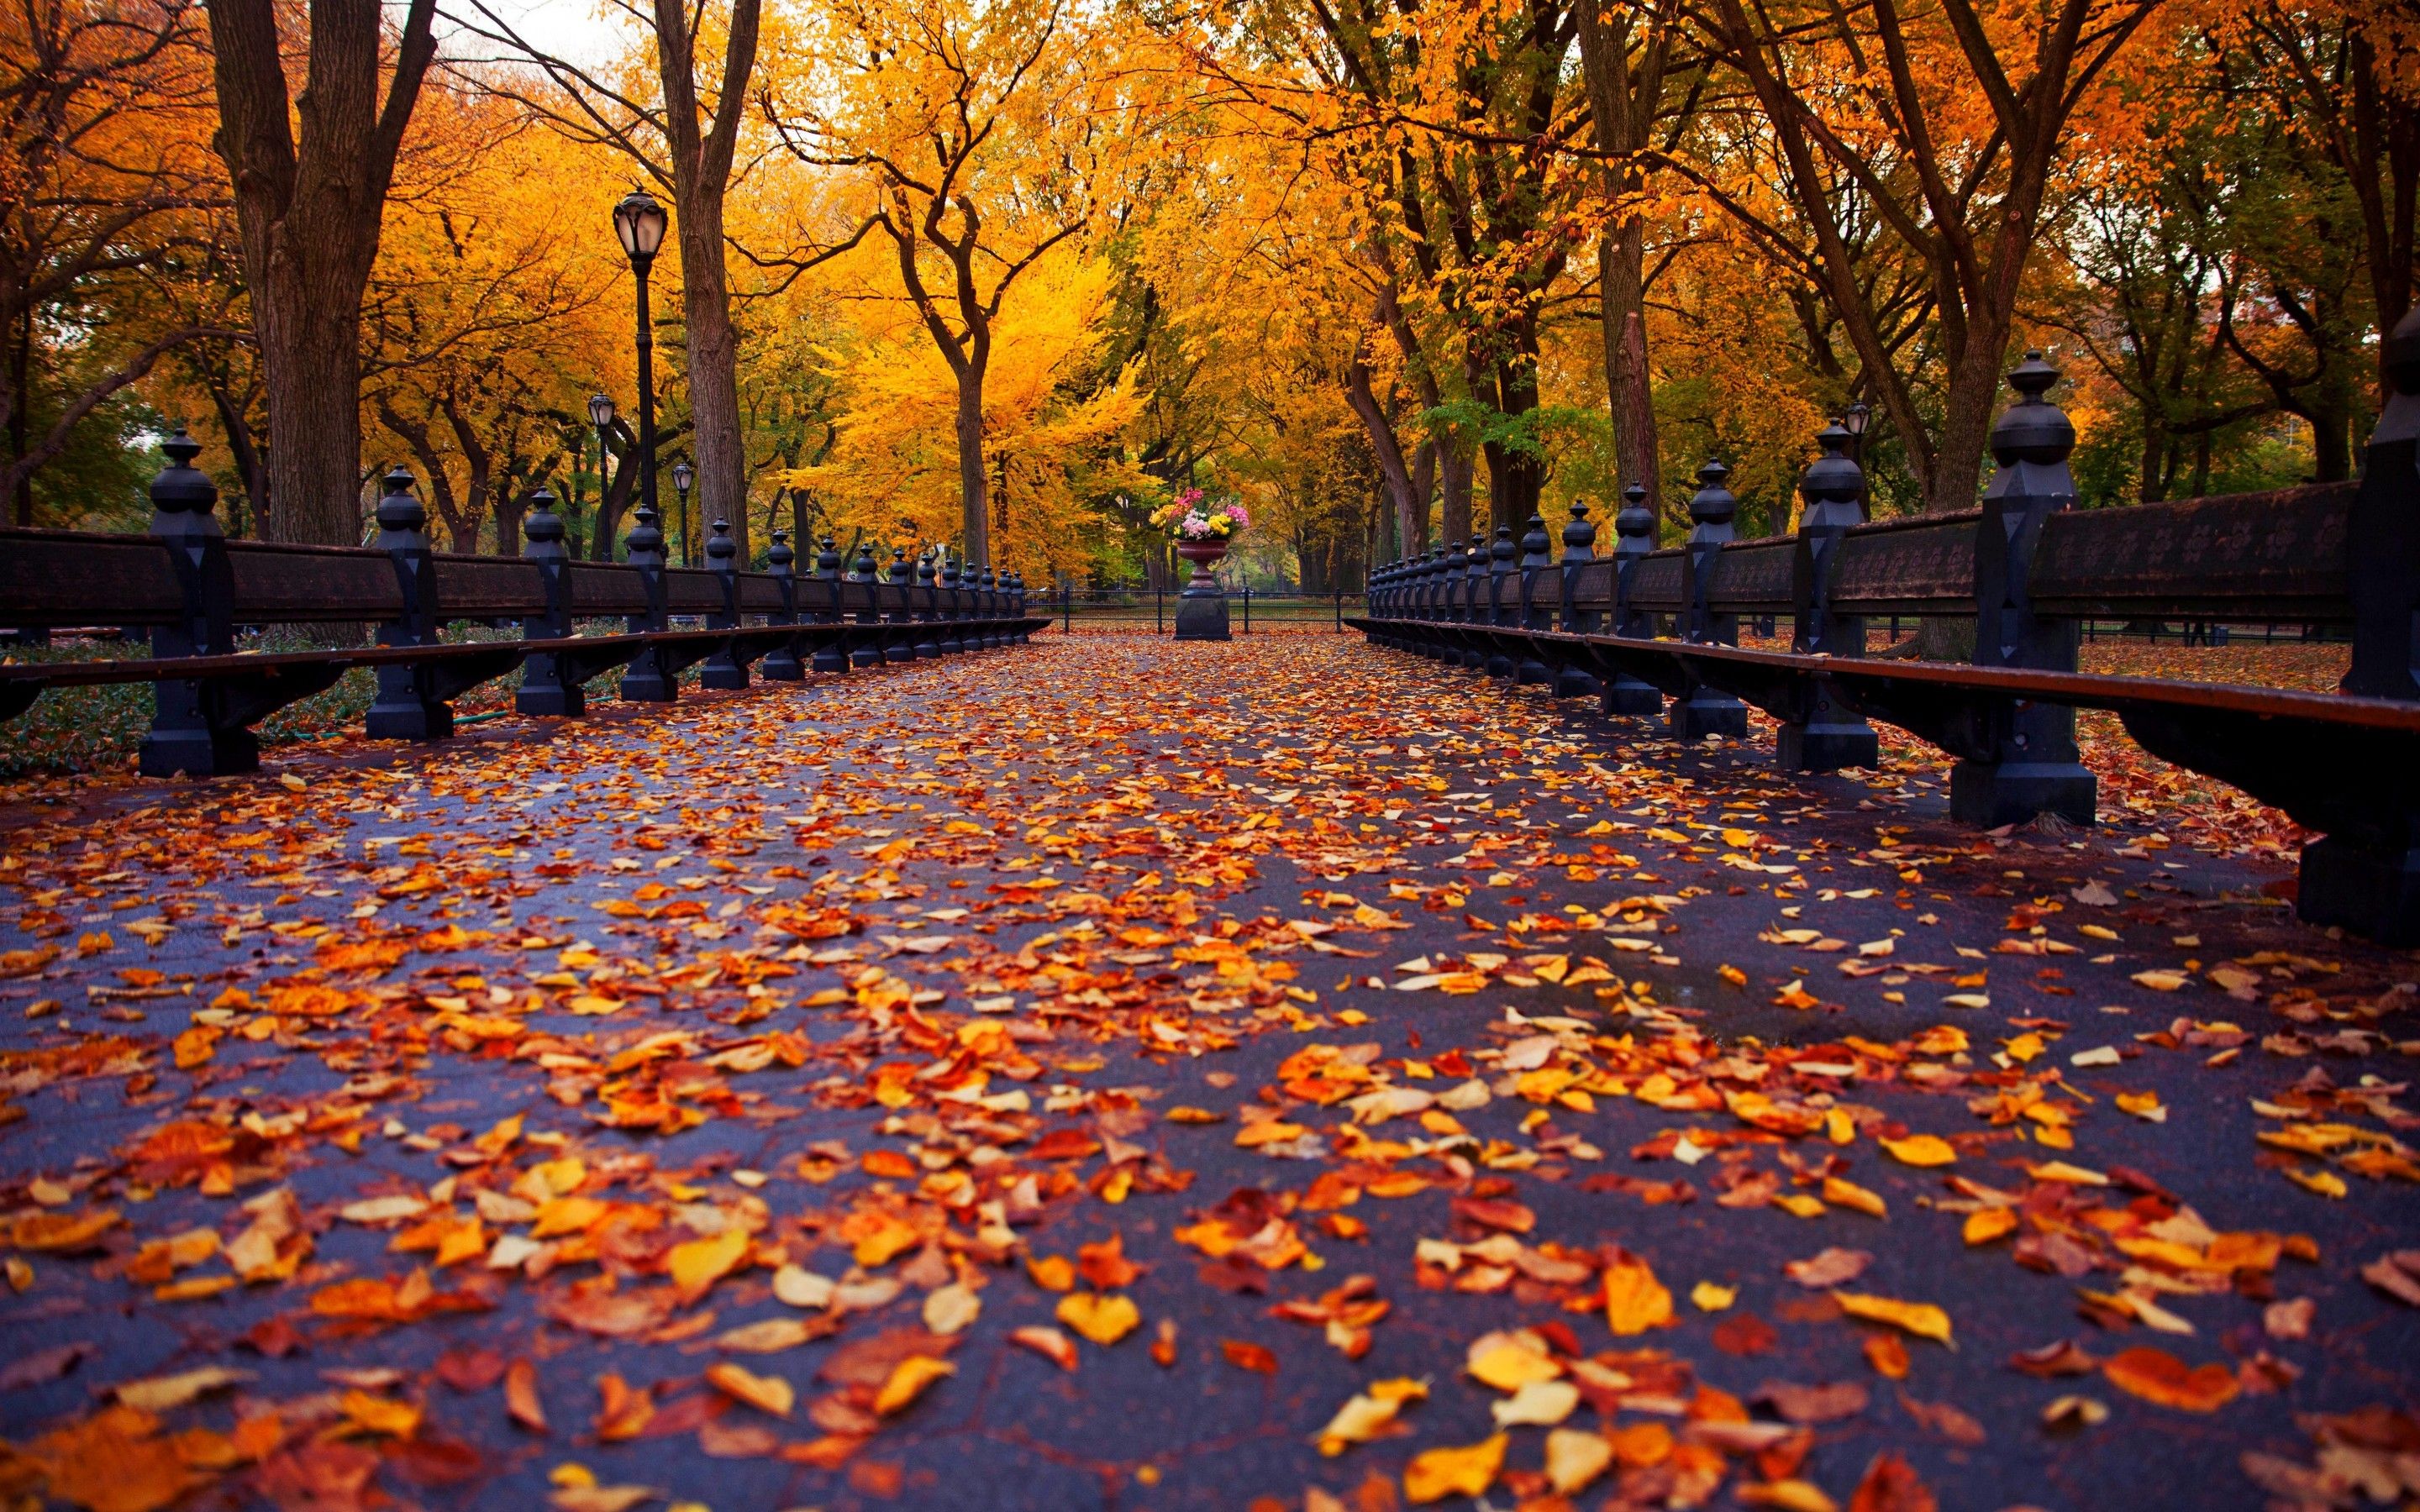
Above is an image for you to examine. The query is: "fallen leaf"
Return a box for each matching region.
[2102,1347,2240,1412]
[1055,1291,1141,1347]
[1402,1433,1506,1504]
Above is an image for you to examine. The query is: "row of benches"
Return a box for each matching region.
[1351,326,2420,947]
[0,441,1045,777]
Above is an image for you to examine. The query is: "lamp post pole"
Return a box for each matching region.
[587,391,615,561]
[672,460,695,568]
[612,189,669,562]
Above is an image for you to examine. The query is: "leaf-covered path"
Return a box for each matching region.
[1,633,2414,1512]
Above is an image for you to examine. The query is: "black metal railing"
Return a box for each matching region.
[1352,323,2420,947]
[0,447,1046,777]
[1042,586,1365,633]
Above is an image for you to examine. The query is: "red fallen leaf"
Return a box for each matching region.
[252,1441,382,1512]
[2102,1347,2242,1412]
[387,1435,486,1488]
[504,1359,546,1432]
[2007,1340,2097,1378]
[241,1315,304,1358]
[1197,1257,1270,1294]
[1754,1380,1869,1424]
[1077,1231,1144,1289]
[635,1390,722,1439]
[1028,1129,1102,1162]
[1220,1339,1279,1374]
[434,1347,508,1394]
[1897,1392,1987,1446]
[1533,1320,1583,1358]
[1849,1450,1937,1512]
[818,1328,955,1389]
[1449,1195,1535,1234]
[1151,1318,1179,1368]
[1712,1312,1778,1357]
[850,1461,905,1499]
[0,1341,92,1390]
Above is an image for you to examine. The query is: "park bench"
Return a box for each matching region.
[0,441,1044,779]
[1351,317,2420,948]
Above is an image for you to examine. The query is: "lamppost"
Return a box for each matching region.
[586,391,615,560]
[1843,400,1871,468]
[610,187,668,557]
[671,459,695,567]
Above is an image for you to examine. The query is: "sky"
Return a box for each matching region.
[437,0,620,71]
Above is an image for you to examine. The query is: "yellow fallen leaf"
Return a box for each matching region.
[1491,1378,1580,1427]
[923,1282,981,1335]
[1468,1341,1562,1391]
[1833,1290,1954,1346]
[1691,1281,1737,1312]
[340,1390,422,1437]
[1880,1134,1956,1168]
[871,1355,954,1415]
[2285,1168,2348,1199]
[2130,969,2190,992]
[1544,1427,1614,1494]
[666,1228,750,1299]
[1317,1378,1428,1456]
[1056,1291,1141,1346]
[1403,1433,1507,1504]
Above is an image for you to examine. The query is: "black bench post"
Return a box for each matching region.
[1672,460,1749,738]
[939,554,966,656]
[1485,525,1518,677]
[1778,420,1879,770]
[137,428,250,777]
[1515,512,1555,685]
[698,519,750,689]
[850,538,884,669]
[914,551,944,659]
[2302,308,2420,936]
[1555,503,1600,698]
[811,534,850,673]
[618,504,678,701]
[1441,539,1470,664]
[518,487,587,716]
[761,528,805,680]
[1949,352,2096,824]
[877,547,914,664]
[1012,571,1032,643]
[366,465,455,740]
[981,566,1004,649]
[1603,484,1664,717]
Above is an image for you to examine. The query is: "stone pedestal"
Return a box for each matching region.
[1173,541,1231,642]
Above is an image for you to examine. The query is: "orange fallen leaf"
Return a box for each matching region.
[706,1361,795,1418]
[1833,1292,1954,1346]
[2102,1347,2240,1412]
[1010,1326,1078,1372]
[1603,1251,1674,1336]
[1221,1339,1278,1374]
[871,1354,955,1415]
[1403,1432,1507,1504]
[504,1359,547,1432]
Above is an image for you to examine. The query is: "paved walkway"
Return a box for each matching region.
[0,633,2413,1512]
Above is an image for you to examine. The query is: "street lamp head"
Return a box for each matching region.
[671,460,694,496]
[587,392,616,429]
[1844,400,1871,438]
[612,187,668,266]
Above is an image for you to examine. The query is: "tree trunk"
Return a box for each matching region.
[1409,442,1435,551]
[209,383,267,535]
[1344,352,1422,557]
[676,199,749,559]
[1610,305,1659,504]
[652,0,760,563]
[1439,445,1475,546]
[260,304,371,544]
[956,362,990,567]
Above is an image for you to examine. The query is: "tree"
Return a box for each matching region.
[764,0,1109,569]
[1686,0,2161,515]
[204,0,438,544]
[0,0,232,523]
[459,0,766,559]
